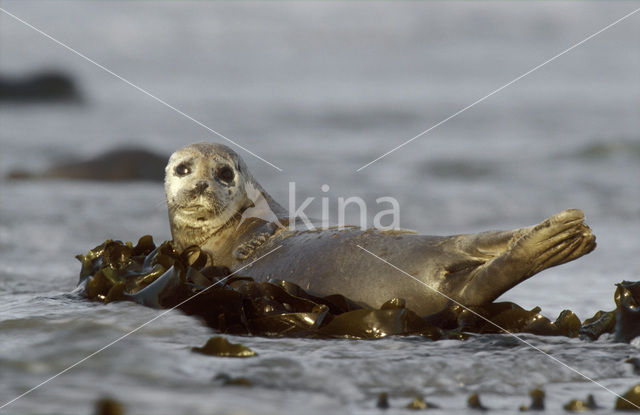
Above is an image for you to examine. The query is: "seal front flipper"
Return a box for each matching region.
[458,209,596,305]
[233,222,280,261]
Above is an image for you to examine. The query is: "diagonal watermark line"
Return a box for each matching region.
[0,245,282,412]
[0,7,282,173]
[356,244,640,410]
[356,7,640,172]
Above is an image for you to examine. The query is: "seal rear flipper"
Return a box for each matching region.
[459,209,596,305]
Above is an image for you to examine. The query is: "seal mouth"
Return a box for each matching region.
[181,205,206,213]
[177,204,216,220]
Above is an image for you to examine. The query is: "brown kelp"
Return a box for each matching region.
[467,393,488,411]
[616,385,640,411]
[564,394,598,411]
[405,395,439,410]
[191,337,257,358]
[519,388,545,411]
[76,236,637,342]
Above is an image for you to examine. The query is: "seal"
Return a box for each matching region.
[165,143,596,317]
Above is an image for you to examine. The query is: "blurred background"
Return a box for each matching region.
[0,2,639,414]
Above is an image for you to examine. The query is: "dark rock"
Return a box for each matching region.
[7,147,167,182]
[0,71,82,102]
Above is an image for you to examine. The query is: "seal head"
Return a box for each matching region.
[165,143,283,256]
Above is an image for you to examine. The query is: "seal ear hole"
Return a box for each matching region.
[216,165,235,184]
[174,162,191,177]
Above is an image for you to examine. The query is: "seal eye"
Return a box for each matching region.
[174,163,191,177]
[216,165,234,183]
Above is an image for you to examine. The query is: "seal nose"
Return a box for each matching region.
[194,181,209,193]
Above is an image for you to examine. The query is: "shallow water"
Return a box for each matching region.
[1,2,640,414]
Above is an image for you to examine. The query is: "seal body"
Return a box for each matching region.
[165,143,596,317]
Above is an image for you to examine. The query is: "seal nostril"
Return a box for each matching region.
[194,181,209,192]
